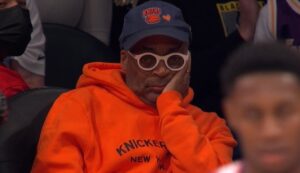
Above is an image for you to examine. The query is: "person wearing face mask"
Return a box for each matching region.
[32,1,236,173]
[0,0,32,98]
[10,0,46,88]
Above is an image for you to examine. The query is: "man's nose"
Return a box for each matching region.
[260,115,282,140]
[153,60,170,77]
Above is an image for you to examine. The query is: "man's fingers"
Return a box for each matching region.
[187,54,191,73]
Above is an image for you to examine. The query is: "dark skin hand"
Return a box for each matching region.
[162,55,191,98]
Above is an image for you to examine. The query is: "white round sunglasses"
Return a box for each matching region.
[127,51,190,71]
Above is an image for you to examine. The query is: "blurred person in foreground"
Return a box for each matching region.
[32,1,236,172]
[215,42,300,173]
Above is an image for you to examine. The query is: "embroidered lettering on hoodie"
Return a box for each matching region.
[116,139,167,156]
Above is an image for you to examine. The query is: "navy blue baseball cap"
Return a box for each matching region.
[119,0,191,50]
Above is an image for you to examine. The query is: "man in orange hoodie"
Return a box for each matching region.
[32,1,236,172]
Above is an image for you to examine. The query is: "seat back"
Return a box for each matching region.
[44,23,117,89]
[35,0,84,27]
[0,88,67,173]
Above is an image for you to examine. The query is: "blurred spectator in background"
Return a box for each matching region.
[216,42,300,173]
[10,0,46,88]
[35,0,112,45]
[111,0,264,116]
[0,0,31,98]
[255,0,300,50]
[178,0,263,116]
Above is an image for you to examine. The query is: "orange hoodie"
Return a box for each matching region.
[32,62,236,173]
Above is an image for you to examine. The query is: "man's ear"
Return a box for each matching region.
[120,50,128,74]
[222,97,238,131]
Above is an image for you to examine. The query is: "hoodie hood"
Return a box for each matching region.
[77,62,194,110]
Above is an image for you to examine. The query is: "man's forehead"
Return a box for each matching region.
[229,72,300,98]
[137,35,184,44]
[130,35,186,51]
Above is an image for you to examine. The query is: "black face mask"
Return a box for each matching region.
[0,5,33,58]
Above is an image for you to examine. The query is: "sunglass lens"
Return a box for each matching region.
[167,55,185,69]
[139,54,157,69]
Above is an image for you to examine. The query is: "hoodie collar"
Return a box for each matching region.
[77,62,194,113]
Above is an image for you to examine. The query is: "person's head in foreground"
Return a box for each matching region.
[119,0,191,106]
[221,42,300,173]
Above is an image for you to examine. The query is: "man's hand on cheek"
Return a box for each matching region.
[162,56,191,98]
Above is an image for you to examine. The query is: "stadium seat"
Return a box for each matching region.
[0,88,67,173]
[43,23,117,89]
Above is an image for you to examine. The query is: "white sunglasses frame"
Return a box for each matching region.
[127,51,190,71]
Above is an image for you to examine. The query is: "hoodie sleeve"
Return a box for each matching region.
[157,91,237,173]
[31,94,94,173]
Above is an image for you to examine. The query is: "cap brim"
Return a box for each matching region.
[122,27,189,50]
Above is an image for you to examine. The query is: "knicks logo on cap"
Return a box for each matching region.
[143,7,161,24]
